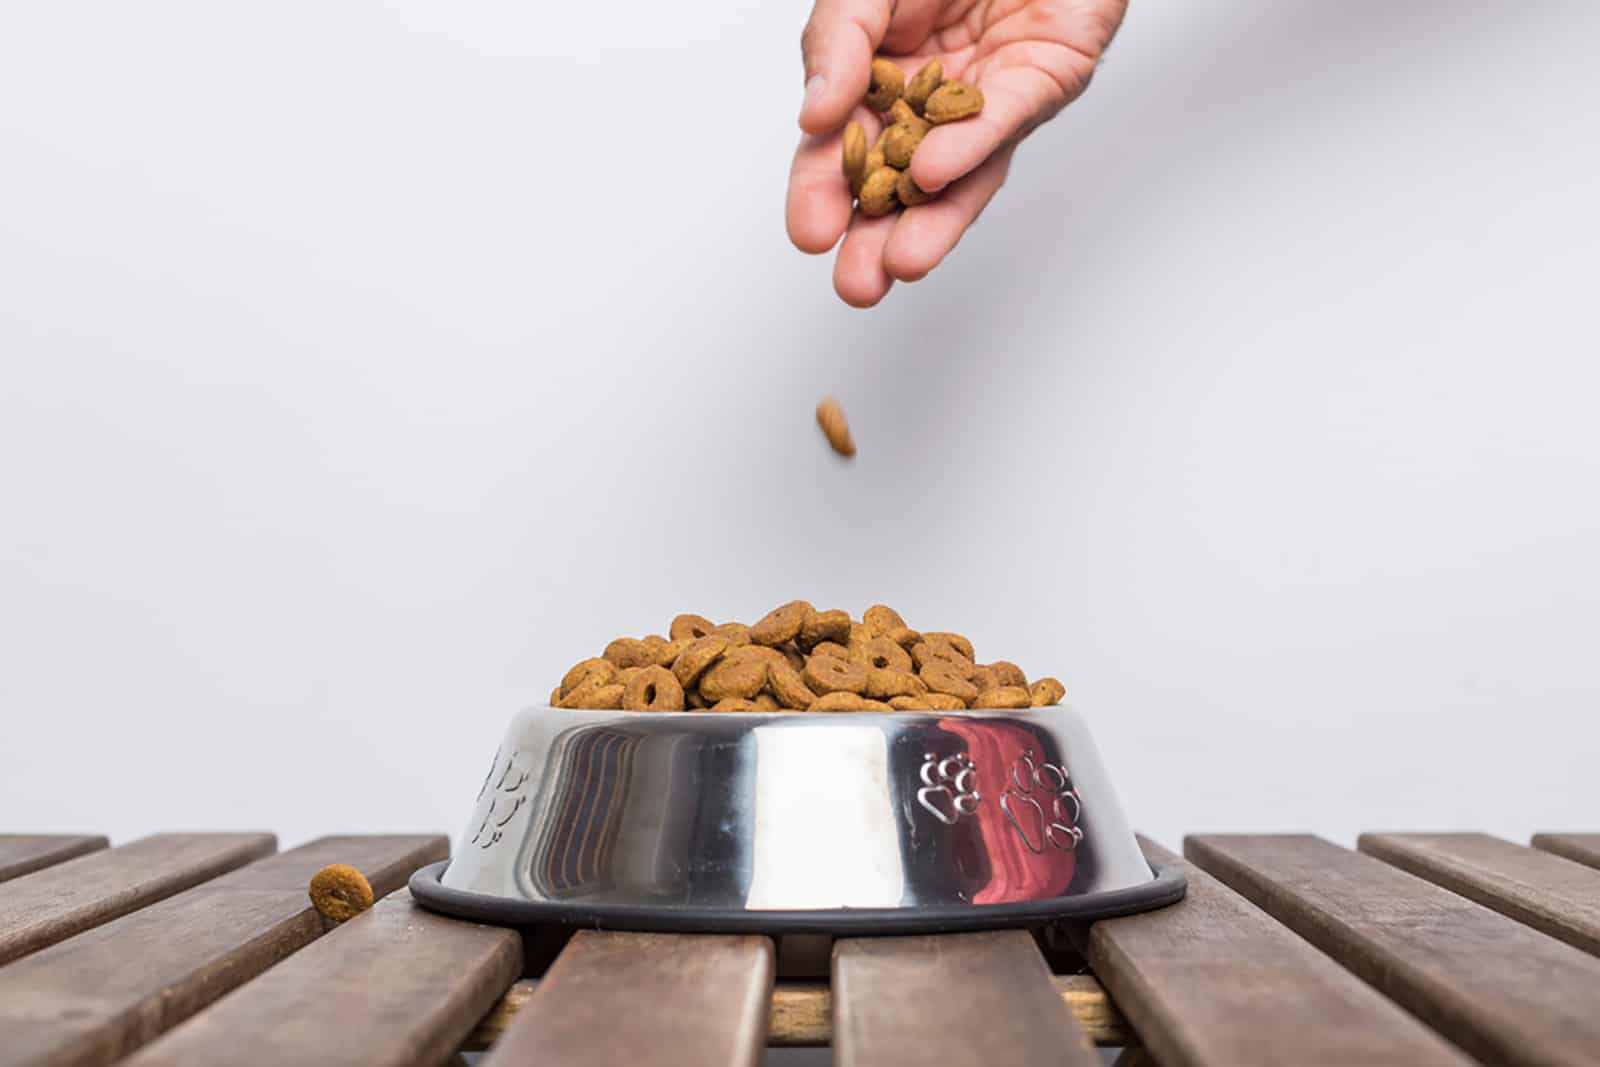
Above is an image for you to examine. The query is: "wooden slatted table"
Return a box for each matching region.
[4,828,1598,1065]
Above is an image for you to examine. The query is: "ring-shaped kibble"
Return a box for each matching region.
[842,122,867,189]
[920,660,978,703]
[883,626,922,650]
[858,636,913,674]
[972,685,1030,709]
[768,662,818,709]
[308,864,374,924]
[865,58,904,111]
[710,698,759,711]
[671,634,730,689]
[904,58,943,116]
[989,660,1028,688]
[857,167,899,217]
[922,632,975,660]
[560,657,617,697]
[623,666,685,712]
[700,657,768,702]
[864,668,920,700]
[864,605,906,637]
[1030,677,1066,706]
[563,680,625,710]
[670,614,716,642]
[713,623,752,647]
[809,691,890,712]
[751,600,812,646]
[799,609,851,650]
[924,80,984,124]
[803,655,869,695]
[603,638,655,669]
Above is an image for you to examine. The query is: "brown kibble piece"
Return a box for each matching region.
[700,656,768,702]
[623,665,685,711]
[882,122,927,169]
[670,614,716,642]
[911,640,973,675]
[889,98,930,133]
[905,58,943,115]
[751,599,813,646]
[752,693,780,710]
[924,81,983,123]
[858,166,899,217]
[989,661,1028,688]
[711,698,760,711]
[810,640,850,660]
[866,58,904,111]
[686,688,709,709]
[803,655,869,695]
[562,680,625,709]
[816,397,857,457]
[782,644,807,672]
[857,635,913,674]
[921,692,967,710]
[309,864,373,923]
[672,634,730,689]
[921,660,979,703]
[1030,677,1066,706]
[865,668,922,700]
[888,695,932,710]
[842,121,868,193]
[923,631,975,660]
[863,604,906,636]
[548,685,561,705]
[799,608,852,650]
[810,691,891,712]
[896,170,934,206]
[713,622,752,646]
[602,638,654,669]
[969,665,997,694]
[972,685,1031,709]
[768,661,818,708]
[560,657,617,697]
[863,144,886,181]
[883,625,922,651]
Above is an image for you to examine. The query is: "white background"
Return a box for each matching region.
[3,1,1597,856]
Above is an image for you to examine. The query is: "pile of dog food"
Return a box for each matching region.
[551,603,1064,712]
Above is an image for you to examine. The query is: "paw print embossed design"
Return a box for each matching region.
[470,747,530,850]
[1000,751,1083,854]
[916,753,981,826]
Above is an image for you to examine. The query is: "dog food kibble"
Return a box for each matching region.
[815,396,856,457]
[309,864,374,923]
[548,605,1066,712]
[866,58,905,110]
[841,57,983,217]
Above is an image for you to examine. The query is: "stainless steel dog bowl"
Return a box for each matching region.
[411,704,1184,933]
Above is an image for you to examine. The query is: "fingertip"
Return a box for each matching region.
[788,206,848,255]
[883,227,938,282]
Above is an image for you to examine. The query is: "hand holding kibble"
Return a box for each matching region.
[786,0,1130,307]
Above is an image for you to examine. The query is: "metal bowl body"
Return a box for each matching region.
[412,705,1183,933]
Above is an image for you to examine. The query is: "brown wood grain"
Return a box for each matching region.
[833,930,1098,1067]
[0,833,276,966]
[480,931,773,1067]
[1187,833,1600,1066]
[1533,833,1600,872]
[463,973,1130,1050]
[1361,832,1600,957]
[122,890,518,1067]
[0,835,108,883]
[0,834,446,1067]
[1087,836,1468,1067]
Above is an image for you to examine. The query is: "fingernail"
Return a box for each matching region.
[801,74,826,117]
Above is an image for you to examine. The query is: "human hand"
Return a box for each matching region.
[786,0,1128,307]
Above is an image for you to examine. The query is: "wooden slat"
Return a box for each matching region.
[0,835,108,883]
[1087,836,1468,1066]
[1533,833,1600,871]
[481,931,772,1067]
[833,930,1099,1067]
[464,973,1132,1050]
[1361,833,1600,957]
[1187,833,1600,1066]
[122,890,519,1067]
[0,834,446,1067]
[0,833,276,965]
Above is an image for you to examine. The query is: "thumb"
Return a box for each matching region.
[798,0,892,135]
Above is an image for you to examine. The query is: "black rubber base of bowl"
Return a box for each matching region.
[408,860,1186,935]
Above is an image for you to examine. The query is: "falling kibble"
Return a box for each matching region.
[816,397,856,458]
